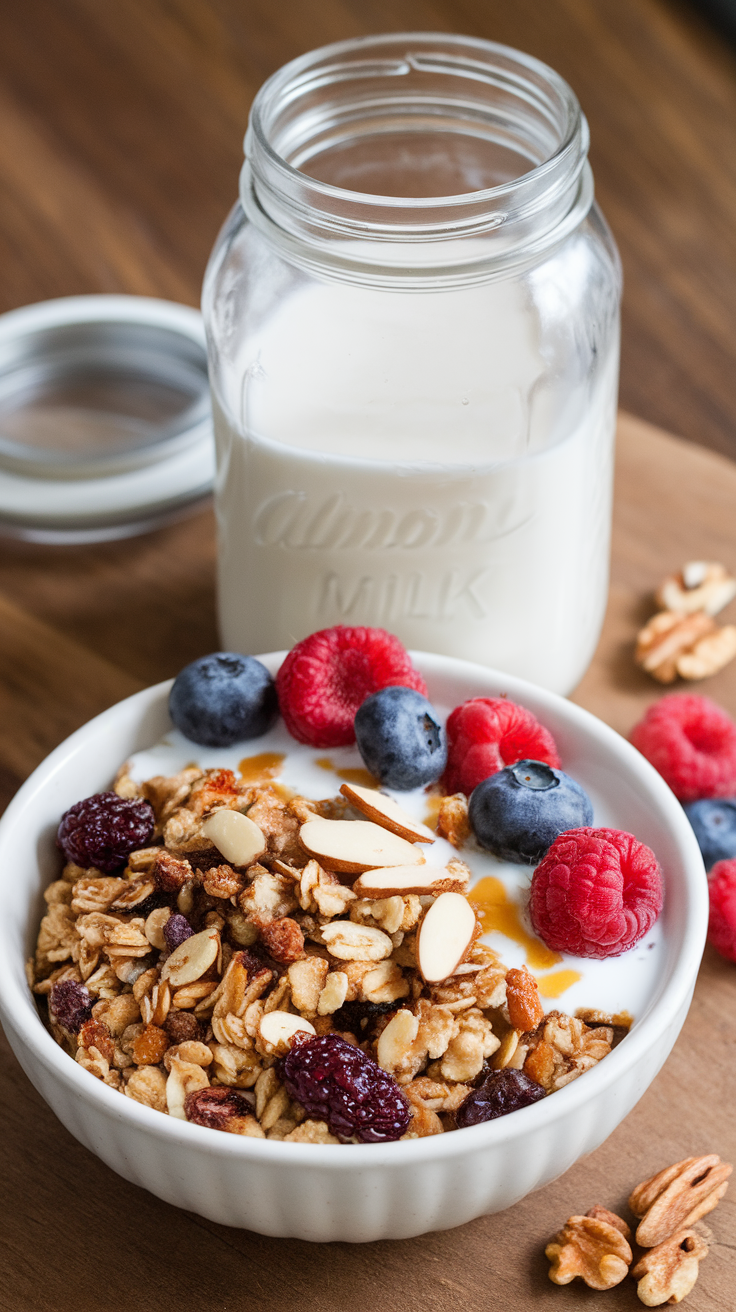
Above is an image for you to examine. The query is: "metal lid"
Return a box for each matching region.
[0,295,214,542]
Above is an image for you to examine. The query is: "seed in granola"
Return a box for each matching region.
[184,1085,254,1130]
[163,913,194,951]
[57,792,155,873]
[279,1032,411,1142]
[455,1068,545,1127]
[48,979,93,1033]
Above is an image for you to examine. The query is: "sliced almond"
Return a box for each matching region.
[339,783,435,844]
[201,809,266,868]
[161,927,220,987]
[417,892,477,984]
[353,864,469,898]
[258,1010,316,1055]
[299,817,425,875]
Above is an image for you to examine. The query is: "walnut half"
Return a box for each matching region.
[545,1207,632,1290]
[629,1154,732,1248]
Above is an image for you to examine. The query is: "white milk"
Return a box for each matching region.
[213,274,617,694]
[128,719,664,1023]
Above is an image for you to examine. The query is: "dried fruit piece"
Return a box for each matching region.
[631,1228,709,1306]
[417,892,476,982]
[299,817,425,875]
[183,1085,256,1131]
[455,1068,545,1127]
[163,913,194,951]
[352,863,469,898]
[201,809,266,867]
[529,827,663,958]
[629,1154,732,1247]
[48,979,93,1033]
[443,698,560,796]
[276,626,426,748]
[257,916,305,964]
[339,782,435,843]
[545,1209,632,1290]
[279,1032,411,1142]
[57,792,155,873]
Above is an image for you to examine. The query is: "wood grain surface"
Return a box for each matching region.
[0,0,735,458]
[1,415,735,1312]
[1,2,736,1309]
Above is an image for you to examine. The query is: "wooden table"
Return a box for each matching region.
[1,2,736,1308]
[1,417,735,1310]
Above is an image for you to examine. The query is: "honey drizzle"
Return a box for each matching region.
[536,969,582,998]
[238,752,285,784]
[314,758,378,788]
[468,876,563,971]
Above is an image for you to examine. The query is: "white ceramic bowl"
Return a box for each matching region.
[0,653,707,1242]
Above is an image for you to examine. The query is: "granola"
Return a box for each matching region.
[32,765,620,1143]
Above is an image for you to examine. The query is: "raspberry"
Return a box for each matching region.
[57,791,154,873]
[455,1069,545,1127]
[279,1033,411,1142]
[443,698,560,796]
[48,979,93,1033]
[707,859,736,962]
[529,827,663,959]
[630,694,736,802]
[275,626,427,748]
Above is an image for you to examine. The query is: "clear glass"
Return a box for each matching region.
[203,34,621,694]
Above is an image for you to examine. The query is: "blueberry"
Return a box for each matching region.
[354,685,447,790]
[468,759,593,863]
[169,652,278,747]
[683,798,736,871]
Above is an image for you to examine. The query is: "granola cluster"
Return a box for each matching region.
[30,763,618,1142]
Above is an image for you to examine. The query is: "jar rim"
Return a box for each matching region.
[248,32,585,213]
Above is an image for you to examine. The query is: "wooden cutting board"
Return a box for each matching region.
[0,411,734,1311]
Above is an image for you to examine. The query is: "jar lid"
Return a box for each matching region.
[0,295,214,542]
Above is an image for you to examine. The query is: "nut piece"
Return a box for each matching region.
[299,818,425,875]
[656,560,736,616]
[339,783,435,843]
[258,1010,316,1055]
[505,966,544,1033]
[160,927,220,987]
[629,1154,732,1247]
[545,1210,633,1290]
[417,893,476,983]
[677,624,736,680]
[635,611,719,683]
[201,809,266,867]
[631,1228,709,1306]
[352,863,469,899]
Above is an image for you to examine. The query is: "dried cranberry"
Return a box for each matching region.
[279,1033,410,1143]
[184,1086,252,1130]
[163,913,194,951]
[455,1068,545,1128]
[332,1000,397,1035]
[57,792,154,874]
[48,979,93,1033]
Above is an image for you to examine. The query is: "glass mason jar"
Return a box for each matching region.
[203,33,621,695]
